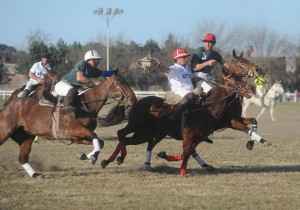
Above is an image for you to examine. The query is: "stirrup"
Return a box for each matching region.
[39,98,54,107]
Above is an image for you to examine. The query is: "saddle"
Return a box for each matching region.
[149,86,204,118]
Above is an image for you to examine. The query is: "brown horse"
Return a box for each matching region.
[0,71,136,178]
[101,51,271,175]
[2,70,59,108]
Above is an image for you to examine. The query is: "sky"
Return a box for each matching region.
[1,0,300,51]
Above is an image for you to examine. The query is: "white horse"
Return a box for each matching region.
[242,82,284,121]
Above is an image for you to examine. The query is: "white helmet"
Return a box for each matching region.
[84,50,102,61]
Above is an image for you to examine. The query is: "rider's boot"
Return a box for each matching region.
[19,89,31,98]
[169,92,198,122]
[61,89,76,115]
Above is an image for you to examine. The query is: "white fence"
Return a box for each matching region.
[0,90,165,100]
[0,90,297,101]
[134,91,165,98]
[0,90,14,99]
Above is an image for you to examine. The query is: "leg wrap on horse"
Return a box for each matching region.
[22,163,37,177]
[167,154,183,161]
[192,153,206,166]
[87,139,101,164]
[108,142,122,162]
[248,130,262,142]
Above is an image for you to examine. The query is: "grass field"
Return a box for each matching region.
[0,100,300,210]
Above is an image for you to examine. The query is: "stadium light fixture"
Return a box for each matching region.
[94,8,123,70]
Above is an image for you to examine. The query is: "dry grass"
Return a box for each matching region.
[0,102,300,210]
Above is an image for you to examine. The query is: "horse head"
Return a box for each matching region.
[220,67,253,99]
[229,49,262,78]
[107,70,137,106]
[272,82,284,96]
[81,70,136,114]
[44,70,60,84]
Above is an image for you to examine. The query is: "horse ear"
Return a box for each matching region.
[232,49,237,58]
[115,68,127,75]
[118,70,126,75]
[239,51,244,58]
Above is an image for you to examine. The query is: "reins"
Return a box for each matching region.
[79,75,135,114]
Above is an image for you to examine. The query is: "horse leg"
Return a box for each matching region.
[157,151,183,161]
[243,118,258,150]
[178,128,196,175]
[116,126,160,166]
[101,123,136,168]
[247,117,273,149]
[256,107,266,120]
[156,137,214,172]
[73,129,102,165]
[242,103,249,117]
[239,118,272,147]
[11,128,43,178]
[81,138,102,165]
[228,117,257,150]
[191,152,215,172]
[144,130,166,168]
[270,105,276,121]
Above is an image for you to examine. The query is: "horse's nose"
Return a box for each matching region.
[128,95,137,106]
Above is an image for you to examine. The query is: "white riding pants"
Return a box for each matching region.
[195,80,213,94]
[256,88,264,97]
[24,80,39,91]
[54,81,73,96]
[173,89,191,98]
[193,72,213,94]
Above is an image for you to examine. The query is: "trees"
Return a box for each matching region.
[2,24,300,91]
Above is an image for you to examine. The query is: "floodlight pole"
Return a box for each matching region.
[94,8,123,70]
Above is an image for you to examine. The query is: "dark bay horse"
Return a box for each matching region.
[0,71,136,178]
[2,70,59,108]
[101,51,271,175]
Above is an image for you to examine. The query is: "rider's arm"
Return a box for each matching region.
[155,60,170,73]
[76,71,100,85]
[193,60,215,72]
[28,71,43,83]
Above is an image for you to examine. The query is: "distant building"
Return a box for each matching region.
[286,56,296,73]
[1,63,27,89]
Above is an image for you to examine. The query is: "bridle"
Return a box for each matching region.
[228,57,261,78]
[203,63,253,106]
[80,75,136,114]
[103,74,136,106]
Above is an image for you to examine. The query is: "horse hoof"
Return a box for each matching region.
[260,139,272,147]
[101,160,109,169]
[99,139,104,149]
[246,140,254,150]
[202,164,215,172]
[78,153,88,160]
[89,156,96,165]
[263,141,272,147]
[32,173,44,179]
[144,162,151,169]
[157,151,167,159]
[116,156,124,165]
[89,151,100,165]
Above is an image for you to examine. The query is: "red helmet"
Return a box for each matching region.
[173,48,191,60]
[202,33,216,43]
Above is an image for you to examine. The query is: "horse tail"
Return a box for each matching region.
[98,105,126,127]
